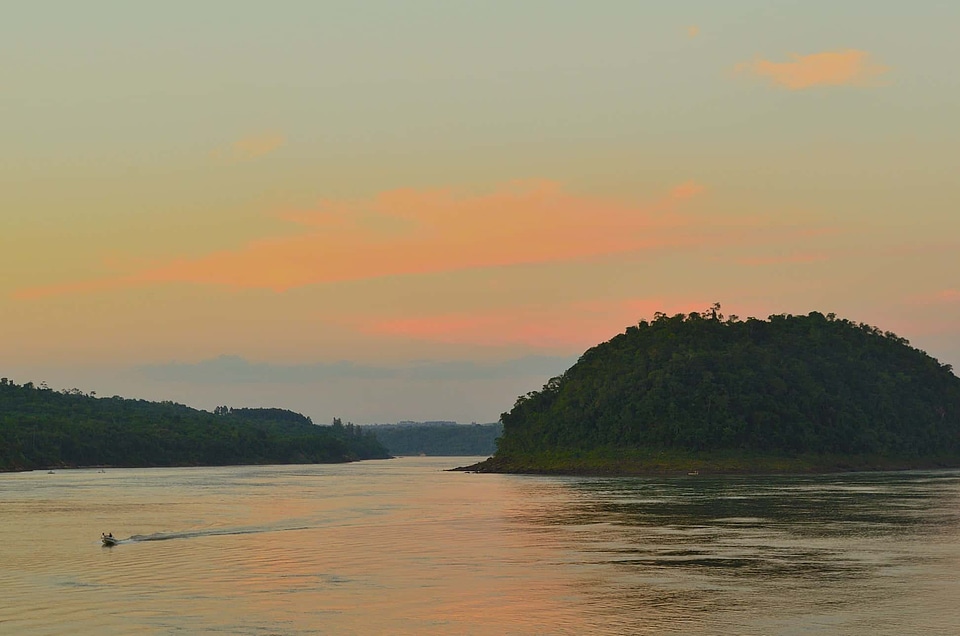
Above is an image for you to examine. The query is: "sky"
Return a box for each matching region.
[3,1,958,424]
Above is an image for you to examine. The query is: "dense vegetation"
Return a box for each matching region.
[370,422,502,456]
[472,307,960,474]
[0,380,389,471]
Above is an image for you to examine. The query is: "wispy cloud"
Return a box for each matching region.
[736,252,828,266]
[736,50,890,90]
[360,297,707,349]
[211,132,285,164]
[670,180,705,200]
[138,354,580,383]
[15,180,707,299]
[909,289,960,305]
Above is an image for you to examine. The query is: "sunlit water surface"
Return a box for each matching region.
[2,457,959,635]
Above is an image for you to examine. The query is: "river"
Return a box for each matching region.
[2,457,959,634]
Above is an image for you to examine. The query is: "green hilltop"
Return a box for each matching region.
[0,380,389,471]
[469,307,960,475]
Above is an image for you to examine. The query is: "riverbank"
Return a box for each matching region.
[454,449,960,476]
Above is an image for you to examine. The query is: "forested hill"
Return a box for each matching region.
[473,309,960,474]
[0,380,389,471]
[370,422,502,456]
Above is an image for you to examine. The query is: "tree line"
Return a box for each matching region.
[0,379,389,471]
[370,422,502,456]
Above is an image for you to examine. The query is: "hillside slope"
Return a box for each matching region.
[472,310,960,474]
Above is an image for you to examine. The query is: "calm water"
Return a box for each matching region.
[2,457,959,635]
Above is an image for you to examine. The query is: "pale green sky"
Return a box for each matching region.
[3,1,958,423]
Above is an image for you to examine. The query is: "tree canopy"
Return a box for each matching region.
[482,308,960,473]
[0,380,389,471]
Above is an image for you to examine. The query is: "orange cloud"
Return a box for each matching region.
[211,132,285,163]
[670,180,705,200]
[736,50,890,90]
[360,298,707,350]
[15,180,707,299]
[687,25,700,38]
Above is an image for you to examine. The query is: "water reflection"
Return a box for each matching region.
[503,470,960,634]
[4,461,959,635]
[516,471,960,541]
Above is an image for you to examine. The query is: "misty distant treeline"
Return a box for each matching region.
[370,422,502,456]
[0,379,389,471]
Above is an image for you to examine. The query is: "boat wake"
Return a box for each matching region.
[123,525,311,544]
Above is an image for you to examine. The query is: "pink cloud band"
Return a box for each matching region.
[15,180,706,299]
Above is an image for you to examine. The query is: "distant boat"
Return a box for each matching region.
[102,534,118,546]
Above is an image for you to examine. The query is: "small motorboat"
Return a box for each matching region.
[102,533,119,546]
